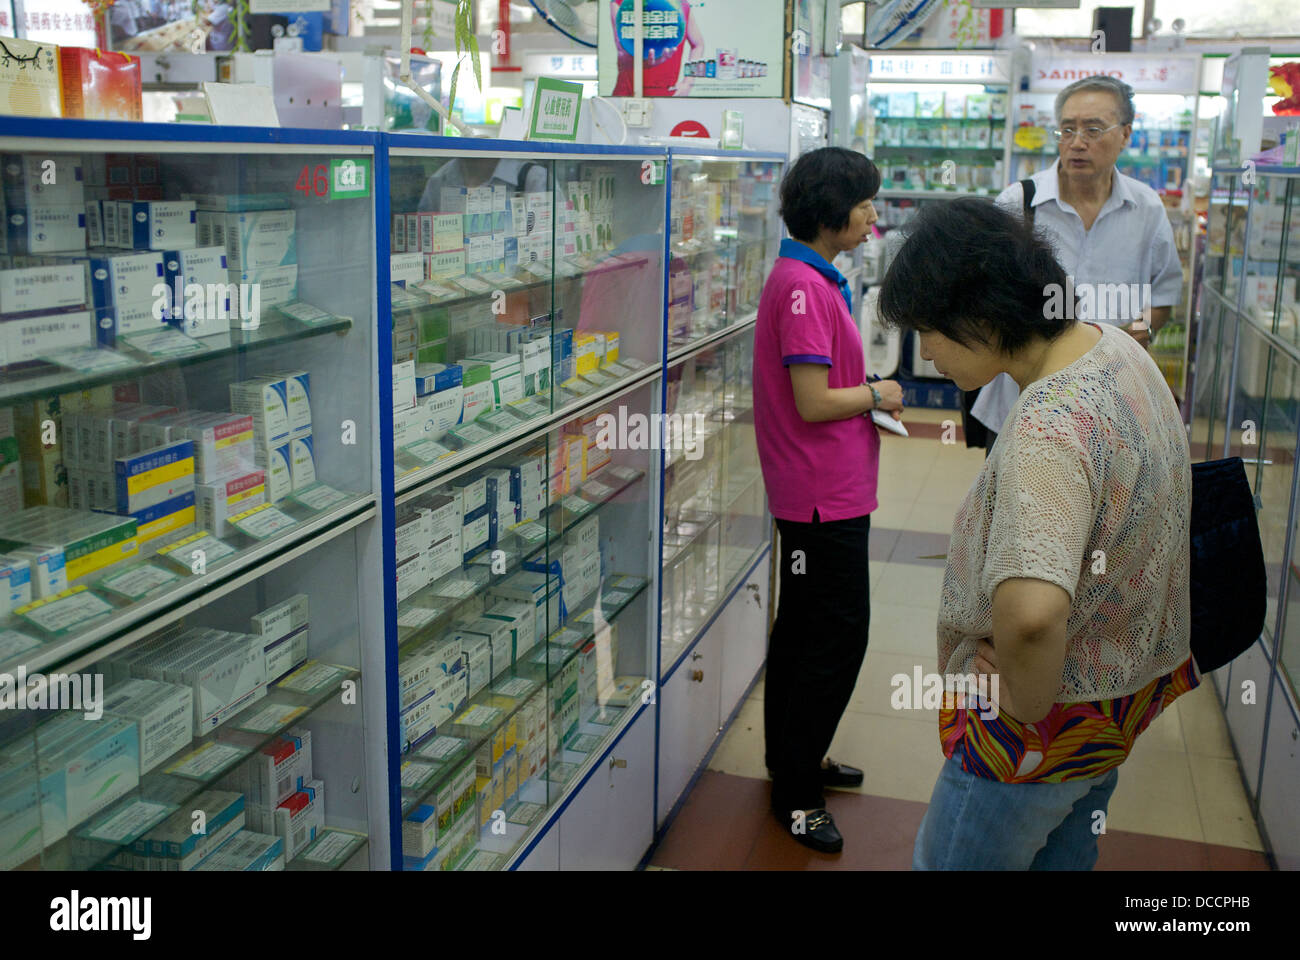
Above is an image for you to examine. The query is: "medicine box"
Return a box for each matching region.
[227,265,298,320]
[196,469,266,537]
[0,553,33,617]
[0,263,87,316]
[2,310,95,365]
[222,210,296,271]
[234,728,312,811]
[94,301,165,346]
[160,411,255,483]
[124,201,196,251]
[141,790,244,870]
[101,678,194,775]
[194,830,284,871]
[113,438,195,515]
[268,370,311,437]
[230,376,291,446]
[2,154,85,207]
[0,506,137,587]
[3,205,86,255]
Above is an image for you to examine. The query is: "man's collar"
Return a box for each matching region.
[779,238,847,284]
[1043,158,1135,210]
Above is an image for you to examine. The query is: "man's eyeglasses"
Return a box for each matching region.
[1053,123,1124,144]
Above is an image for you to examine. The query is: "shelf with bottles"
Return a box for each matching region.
[1,524,374,872]
[666,152,783,357]
[0,133,378,682]
[387,146,668,492]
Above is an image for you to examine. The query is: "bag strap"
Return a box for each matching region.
[1021,178,1036,224]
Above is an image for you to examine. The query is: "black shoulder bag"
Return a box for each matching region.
[1188,457,1267,673]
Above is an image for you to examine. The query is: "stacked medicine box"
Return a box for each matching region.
[189,193,299,325]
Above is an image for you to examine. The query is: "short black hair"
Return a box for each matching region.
[877,198,1072,353]
[779,147,881,243]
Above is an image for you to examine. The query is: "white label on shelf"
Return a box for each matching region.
[121,327,206,358]
[277,660,349,694]
[18,589,112,634]
[82,800,176,844]
[509,521,547,544]
[402,440,452,464]
[99,563,179,600]
[298,829,362,863]
[398,606,443,629]
[415,735,465,761]
[495,677,535,698]
[230,504,297,540]
[157,531,238,570]
[0,630,42,661]
[401,759,440,788]
[43,347,135,374]
[232,701,309,733]
[581,481,615,501]
[164,741,248,780]
[455,705,503,728]
[290,484,351,513]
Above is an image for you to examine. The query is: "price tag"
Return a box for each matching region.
[528,77,584,142]
[122,328,206,359]
[42,347,135,373]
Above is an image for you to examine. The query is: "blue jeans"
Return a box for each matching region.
[913,748,1120,870]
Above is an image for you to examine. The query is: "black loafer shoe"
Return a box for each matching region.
[821,759,864,788]
[774,807,844,854]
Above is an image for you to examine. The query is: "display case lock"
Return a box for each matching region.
[691,669,704,682]
[609,756,628,770]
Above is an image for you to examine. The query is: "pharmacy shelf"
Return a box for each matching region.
[33,662,361,871]
[2,497,376,680]
[877,187,998,199]
[393,466,650,656]
[390,250,651,316]
[0,314,353,408]
[667,311,758,364]
[397,576,649,820]
[393,365,661,497]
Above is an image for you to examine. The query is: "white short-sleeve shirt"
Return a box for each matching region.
[972,159,1183,433]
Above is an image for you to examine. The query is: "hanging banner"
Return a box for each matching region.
[597,0,784,99]
[1029,52,1200,95]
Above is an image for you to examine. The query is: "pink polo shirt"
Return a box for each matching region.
[752,253,880,522]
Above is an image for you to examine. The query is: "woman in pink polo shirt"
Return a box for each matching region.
[753,147,904,854]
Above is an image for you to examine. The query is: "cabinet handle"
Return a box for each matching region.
[609,756,627,770]
[691,651,704,661]
[691,669,704,682]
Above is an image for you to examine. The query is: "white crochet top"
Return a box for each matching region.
[939,323,1193,701]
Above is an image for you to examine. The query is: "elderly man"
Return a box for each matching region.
[971,75,1183,444]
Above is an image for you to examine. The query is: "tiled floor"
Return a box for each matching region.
[650,408,1271,871]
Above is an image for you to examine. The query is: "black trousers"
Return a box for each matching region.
[765,511,871,812]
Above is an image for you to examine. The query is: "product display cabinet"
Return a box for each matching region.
[0,120,384,871]
[384,139,669,870]
[1189,166,1300,869]
[0,129,783,873]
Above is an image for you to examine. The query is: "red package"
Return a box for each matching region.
[59,47,142,122]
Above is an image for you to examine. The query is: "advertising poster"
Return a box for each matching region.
[597,0,784,98]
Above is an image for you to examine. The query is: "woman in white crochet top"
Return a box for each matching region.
[878,198,1195,870]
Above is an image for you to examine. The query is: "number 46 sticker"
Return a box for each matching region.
[329,158,371,199]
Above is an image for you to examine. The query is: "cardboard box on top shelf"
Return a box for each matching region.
[0,38,62,119]
[59,48,142,122]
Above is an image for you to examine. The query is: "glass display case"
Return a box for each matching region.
[665,151,783,357]
[0,120,382,870]
[391,382,658,871]
[1191,165,1299,681]
[385,141,668,492]
[383,141,667,870]
[660,331,767,673]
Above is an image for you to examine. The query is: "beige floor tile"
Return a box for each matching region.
[825,711,947,804]
[1188,753,1264,851]
[1106,746,1204,842]
[874,562,946,609]
[903,500,963,535]
[845,648,941,718]
[867,602,939,659]
[1178,681,1236,760]
[869,496,916,528]
[1136,702,1186,754]
[708,696,769,780]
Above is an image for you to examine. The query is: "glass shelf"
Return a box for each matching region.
[1,314,352,409]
